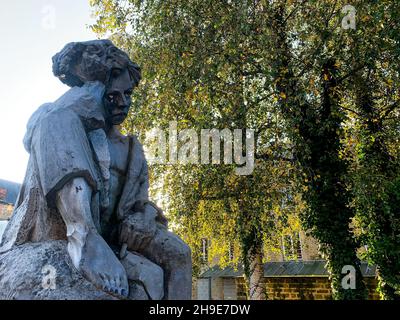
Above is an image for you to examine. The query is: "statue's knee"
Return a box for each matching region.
[166,241,191,268]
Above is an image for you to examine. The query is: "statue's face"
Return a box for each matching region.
[103,68,134,126]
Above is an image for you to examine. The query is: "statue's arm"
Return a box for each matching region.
[131,145,168,227]
[119,150,168,251]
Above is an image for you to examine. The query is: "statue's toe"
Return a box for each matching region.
[114,273,129,297]
[100,273,111,292]
[115,276,128,297]
[110,278,117,292]
[121,279,129,297]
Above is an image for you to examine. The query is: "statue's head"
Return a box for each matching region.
[52,39,141,125]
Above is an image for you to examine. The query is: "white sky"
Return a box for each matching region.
[0,1,98,183]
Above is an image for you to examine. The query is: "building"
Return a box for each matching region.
[0,179,21,238]
[196,232,380,300]
[196,260,379,300]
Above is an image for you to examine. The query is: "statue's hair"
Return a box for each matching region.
[52,39,141,88]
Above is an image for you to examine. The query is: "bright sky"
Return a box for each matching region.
[0,1,98,183]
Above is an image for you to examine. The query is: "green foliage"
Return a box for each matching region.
[89,0,400,300]
[337,0,400,299]
[90,1,302,300]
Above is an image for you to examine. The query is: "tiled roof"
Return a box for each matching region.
[199,260,376,278]
[0,179,21,205]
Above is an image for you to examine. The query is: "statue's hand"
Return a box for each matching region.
[133,200,169,228]
[119,205,157,251]
[147,202,169,228]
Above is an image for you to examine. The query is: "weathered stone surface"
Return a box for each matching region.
[0,40,192,300]
[121,252,164,300]
[0,240,150,300]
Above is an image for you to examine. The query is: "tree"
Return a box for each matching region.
[89,0,400,300]
[90,0,302,300]
[264,0,367,299]
[341,0,400,299]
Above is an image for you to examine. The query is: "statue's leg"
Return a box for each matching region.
[120,251,164,300]
[138,227,192,300]
[56,177,129,297]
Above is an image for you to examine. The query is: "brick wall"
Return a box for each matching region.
[236,278,248,300]
[365,278,381,300]
[233,276,380,300]
[264,277,332,300]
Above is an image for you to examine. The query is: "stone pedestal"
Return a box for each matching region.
[0,241,149,300]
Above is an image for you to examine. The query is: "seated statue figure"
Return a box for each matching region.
[0,40,192,300]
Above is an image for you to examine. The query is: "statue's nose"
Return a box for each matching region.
[115,96,128,112]
[119,95,129,109]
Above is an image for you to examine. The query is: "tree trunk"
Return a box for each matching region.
[248,245,266,300]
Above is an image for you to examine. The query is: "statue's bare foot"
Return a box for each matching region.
[77,231,129,297]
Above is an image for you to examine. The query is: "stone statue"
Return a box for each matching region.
[0,40,192,300]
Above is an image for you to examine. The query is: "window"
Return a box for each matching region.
[281,233,302,261]
[296,233,303,260]
[201,238,209,263]
[228,242,234,261]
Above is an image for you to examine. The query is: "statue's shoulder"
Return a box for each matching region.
[54,84,105,124]
[23,102,61,152]
[26,102,54,128]
[23,86,102,153]
[25,97,80,131]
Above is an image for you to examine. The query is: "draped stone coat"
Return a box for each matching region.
[0,81,149,253]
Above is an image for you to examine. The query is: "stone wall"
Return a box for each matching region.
[195,278,240,300]
[196,278,210,300]
[223,278,237,300]
[211,278,224,300]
